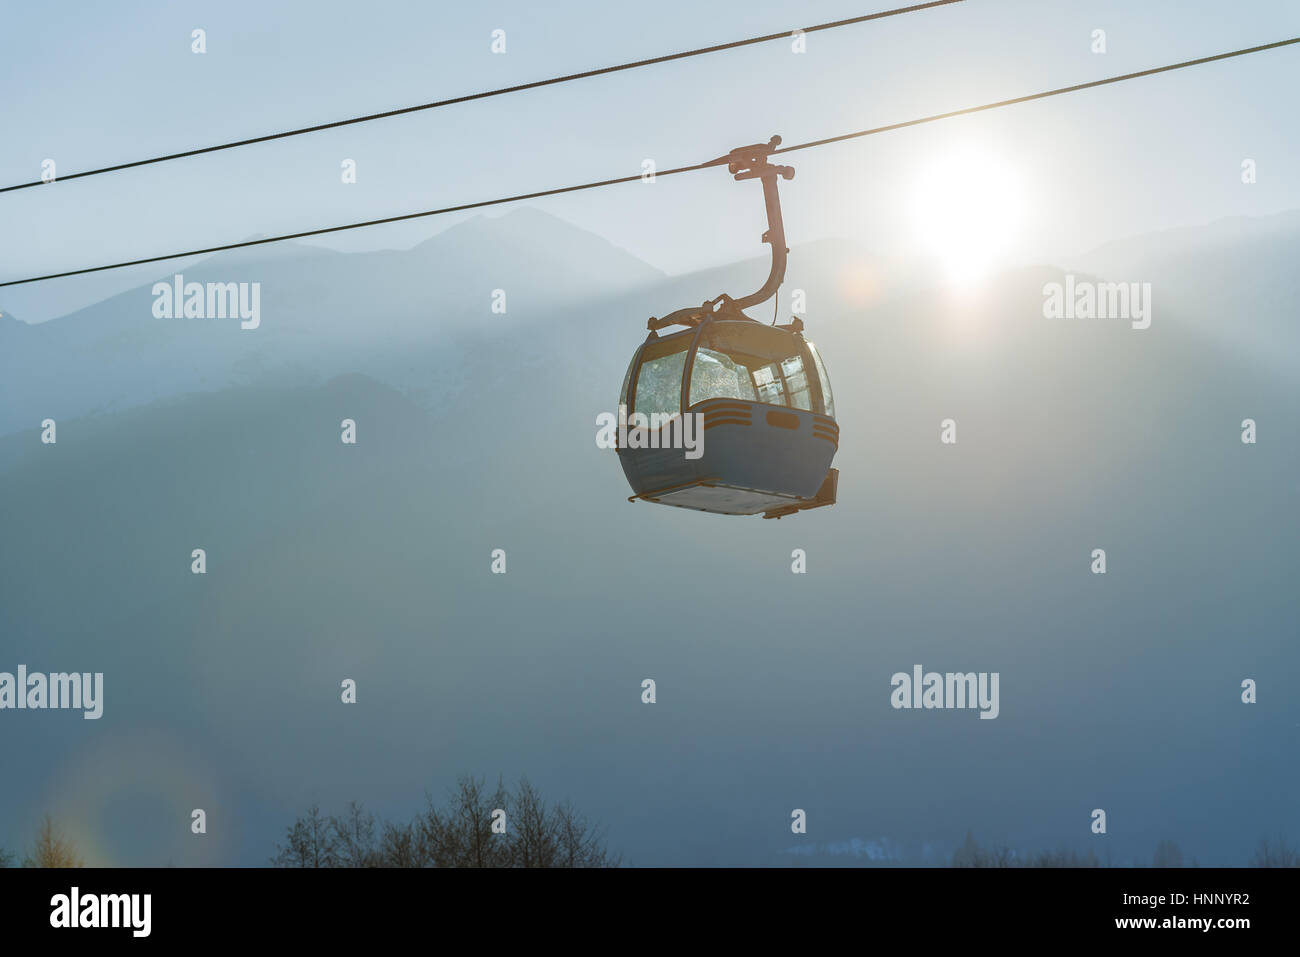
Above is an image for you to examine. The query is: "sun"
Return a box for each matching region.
[910,146,1024,285]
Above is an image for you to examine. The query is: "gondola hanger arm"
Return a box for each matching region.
[646,135,794,331]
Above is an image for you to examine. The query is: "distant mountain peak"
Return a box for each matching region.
[1076,206,1300,264]
[411,205,666,276]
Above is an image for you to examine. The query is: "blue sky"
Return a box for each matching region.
[2,0,1299,321]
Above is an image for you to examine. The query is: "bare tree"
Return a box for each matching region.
[1252,835,1299,867]
[951,832,1017,867]
[270,803,340,867]
[273,776,618,868]
[331,801,380,868]
[0,846,13,868]
[987,846,1020,867]
[952,832,1099,868]
[507,778,560,867]
[378,819,424,867]
[1027,848,1100,868]
[22,815,83,868]
[1153,840,1184,868]
[418,775,510,868]
[553,799,620,868]
[951,831,986,868]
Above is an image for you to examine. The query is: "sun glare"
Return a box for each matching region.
[911,147,1024,285]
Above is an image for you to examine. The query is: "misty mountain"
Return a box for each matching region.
[5,206,1293,440]
[1,206,1295,866]
[1072,208,1300,374]
[0,207,666,438]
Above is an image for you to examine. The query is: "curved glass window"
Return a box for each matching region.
[632,332,690,417]
[806,341,834,418]
[618,356,634,409]
[688,321,817,412]
[689,347,757,403]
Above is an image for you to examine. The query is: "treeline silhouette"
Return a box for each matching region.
[0,814,84,867]
[4,808,1297,867]
[271,775,619,868]
[950,831,1300,868]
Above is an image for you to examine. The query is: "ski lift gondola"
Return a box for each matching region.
[616,136,839,519]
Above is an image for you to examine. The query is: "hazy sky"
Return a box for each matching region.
[2,3,1297,868]
[3,0,1299,321]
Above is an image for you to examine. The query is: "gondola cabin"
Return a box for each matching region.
[615,135,840,519]
[617,316,838,518]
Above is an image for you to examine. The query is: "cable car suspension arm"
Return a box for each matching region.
[711,136,795,312]
[647,135,794,332]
